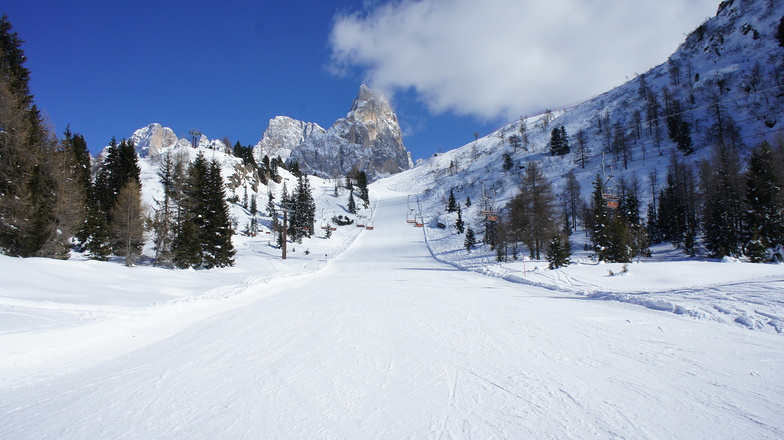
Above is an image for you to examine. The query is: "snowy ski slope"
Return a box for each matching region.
[2,184,782,439]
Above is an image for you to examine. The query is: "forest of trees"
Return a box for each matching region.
[0,15,86,259]
[0,15,237,268]
[484,135,784,266]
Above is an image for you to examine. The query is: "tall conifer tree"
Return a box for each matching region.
[745,141,784,259]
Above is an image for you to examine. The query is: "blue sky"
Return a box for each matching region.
[3,0,717,161]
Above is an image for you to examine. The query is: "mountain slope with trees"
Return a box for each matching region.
[395,0,784,267]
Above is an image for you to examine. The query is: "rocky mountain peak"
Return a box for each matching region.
[130,123,179,158]
[254,85,412,180]
[127,123,229,158]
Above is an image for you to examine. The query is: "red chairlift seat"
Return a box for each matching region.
[603,193,619,209]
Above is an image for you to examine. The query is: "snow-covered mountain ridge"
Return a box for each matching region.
[398,0,784,220]
[123,85,412,182]
[253,85,413,181]
[129,123,230,158]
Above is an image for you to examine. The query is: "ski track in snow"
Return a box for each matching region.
[1,184,783,439]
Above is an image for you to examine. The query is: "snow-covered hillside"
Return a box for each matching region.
[2,180,783,438]
[3,115,784,438]
[401,0,784,232]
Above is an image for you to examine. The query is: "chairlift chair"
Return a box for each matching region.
[603,194,619,209]
[601,154,618,209]
[414,214,424,228]
[365,218,374,230]
[406,195,417,223]
[320,209,328,229]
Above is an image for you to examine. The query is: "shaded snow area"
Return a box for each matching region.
[424,218,784,333]
[1,181,783,439]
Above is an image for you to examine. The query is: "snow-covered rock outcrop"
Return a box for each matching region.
[130,123,180,158]
[128,124,229,158]
[254,85,413,180]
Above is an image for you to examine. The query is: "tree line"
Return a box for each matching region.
[0,15,236,267]
[448,135,784,267]
[1,15,86,259]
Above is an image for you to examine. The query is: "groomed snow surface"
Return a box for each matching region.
[2,183,783,439]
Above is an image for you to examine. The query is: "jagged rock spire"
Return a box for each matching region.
[254,85,412,180]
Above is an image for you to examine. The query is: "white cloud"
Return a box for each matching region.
[329,0,717,121]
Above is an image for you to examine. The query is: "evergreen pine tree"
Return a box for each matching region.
[151,152,182,266]
[601,215,633,263]
[455,204,465,234]
[202,158,236,268]
[560,126,569,155]
[62,127,92,197]
[94,138,141,221]
[549,126,569,156]
[546,233,572,269]
[289,173,316,241]
[173,153,236,269]
[587,174,635,262]
[549,127,562,156]
[588,174,613,260]
[173,216,201,268]
[701,143,745,258]
[280,181,290,207]
[447,189,457,213]
[348,191,357,214]
[646,201,662,245]
[465,196,472,208]
[356,170,369,207]
[745,141,784,258]
[502,152,514,171]
[746,231,767,263]
[173,153,208,268]
[657,156,699,249]
[464,228,476,253]
[266,191,277,218]
[663,90,694,155]
[81,201,112,260]
[0,14,32,105]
